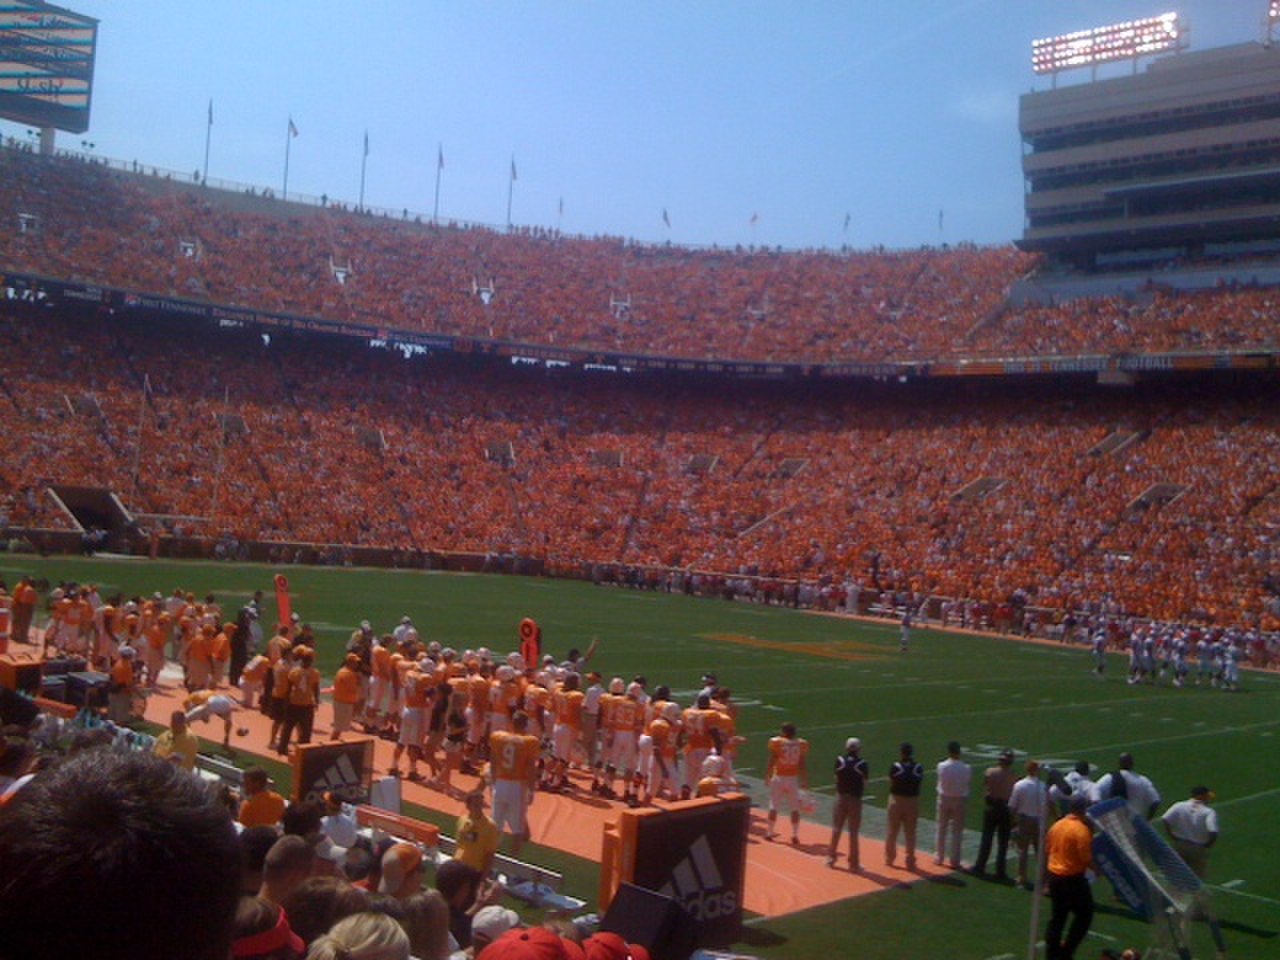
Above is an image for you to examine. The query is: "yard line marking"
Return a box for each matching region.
[1221,879,1245,889]
[1215,786,1280,808]
[1208,885,1280,906]
[1086,931,1117,942]
[984,954,1016,960]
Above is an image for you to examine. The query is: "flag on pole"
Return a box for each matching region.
[558,197,564,216]
[510,157,518,181]
[938,208,944,231]
[288,116,299,137]
[662,208,670,228]
[207,99,213,126]
[749,212,759,226]
[438,144,445,170]
[843,212,851,233]
[363,130,369,157]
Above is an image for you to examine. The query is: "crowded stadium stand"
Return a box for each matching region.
[1,30,1279,634]
[0,303,1277,630]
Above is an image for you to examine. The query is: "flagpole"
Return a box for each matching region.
[202,99,212,185]
[130,374,150,504]
[359,131,368,211]
[283,117,293,200]
[433,143,443,224]
[506,154,515,229]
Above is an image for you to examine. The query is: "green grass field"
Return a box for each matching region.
[4,556,1277,959]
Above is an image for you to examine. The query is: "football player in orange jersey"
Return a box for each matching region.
[681,693,722,799]
[644,701,683,803]
[390,663,433,780]
[489,711,540,855]
[593,677,625,797]
[547,672,585,792]
[765,721,810,844]
[605,683,645,806]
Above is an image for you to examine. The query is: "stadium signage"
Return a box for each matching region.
[4,268,1275,381]
[0,1,98,133]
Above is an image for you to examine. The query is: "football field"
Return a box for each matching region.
[5,555,1277,959]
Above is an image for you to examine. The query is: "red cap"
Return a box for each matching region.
[476,928,570,960]
[582,932,650,960]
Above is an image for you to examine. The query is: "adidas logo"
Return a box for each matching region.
[657,835,738,920]
[306,751,361,802]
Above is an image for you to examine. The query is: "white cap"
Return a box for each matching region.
[845,737,862,752]
[471,905,520,943]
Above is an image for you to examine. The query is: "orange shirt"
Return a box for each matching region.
[372,644,393,680]
[287,666,321,706]
[488,679,519,718]
[239,790,286,828]
[271,660,293,699]
[553,688,585,729]
[609,698,642,734]
[767,735,808,778]
[1047,814,1093,877]
[682,707,719,751]
[333,665,361,704]
[110,658,134,688]
[403,671,433,709]
[468,674,490,709]
[145,623,166,651]
[648,716,676,760]
[489,730,540,783]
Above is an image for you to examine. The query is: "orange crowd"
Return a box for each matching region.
[1,306,1277,631]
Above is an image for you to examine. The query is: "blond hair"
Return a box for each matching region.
[305,912,409,960]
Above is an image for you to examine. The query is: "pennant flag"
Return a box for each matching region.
[749,212,759,226]
[558,196,564,216]
[938,208,944,231]
[288,116,299,138]
[363,130,369,157]
[207,99,213,126]
[510,157,518,181]
[843,212,851,233]
[662,208,670,228]
[437,144,445,170]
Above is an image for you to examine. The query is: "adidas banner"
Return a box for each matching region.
[629,794,750,946]
[292,737,376,805]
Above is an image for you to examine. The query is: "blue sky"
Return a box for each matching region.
[1,2,1266,249]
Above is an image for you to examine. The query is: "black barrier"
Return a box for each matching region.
[628,794,750,946]
[292,737,375,805]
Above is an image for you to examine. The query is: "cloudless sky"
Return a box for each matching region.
[0,1,1268,249]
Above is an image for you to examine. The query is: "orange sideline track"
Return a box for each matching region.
[142,676,950,920]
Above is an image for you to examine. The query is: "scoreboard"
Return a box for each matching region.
[0,1,97,134]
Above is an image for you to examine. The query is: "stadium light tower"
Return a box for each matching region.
[1032,12,1184,86]
[1267,1,1280,46]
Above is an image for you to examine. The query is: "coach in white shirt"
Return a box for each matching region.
[1096,752,1161,820]
[935,740,971,869]
[1161,786,1218,879]
[1009,760,1048,889]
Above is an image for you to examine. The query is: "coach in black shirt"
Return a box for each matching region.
[828,736,869,871]
[886,741,925,870]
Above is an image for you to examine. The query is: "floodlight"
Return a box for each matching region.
[1032,13,1182,75]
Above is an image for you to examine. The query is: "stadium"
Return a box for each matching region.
[0,4,1277,960]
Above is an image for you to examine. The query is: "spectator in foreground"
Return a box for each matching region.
[259,835,316,907]
[306,911,410,960]
[0,749,241,960]
[232,896,307,960]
